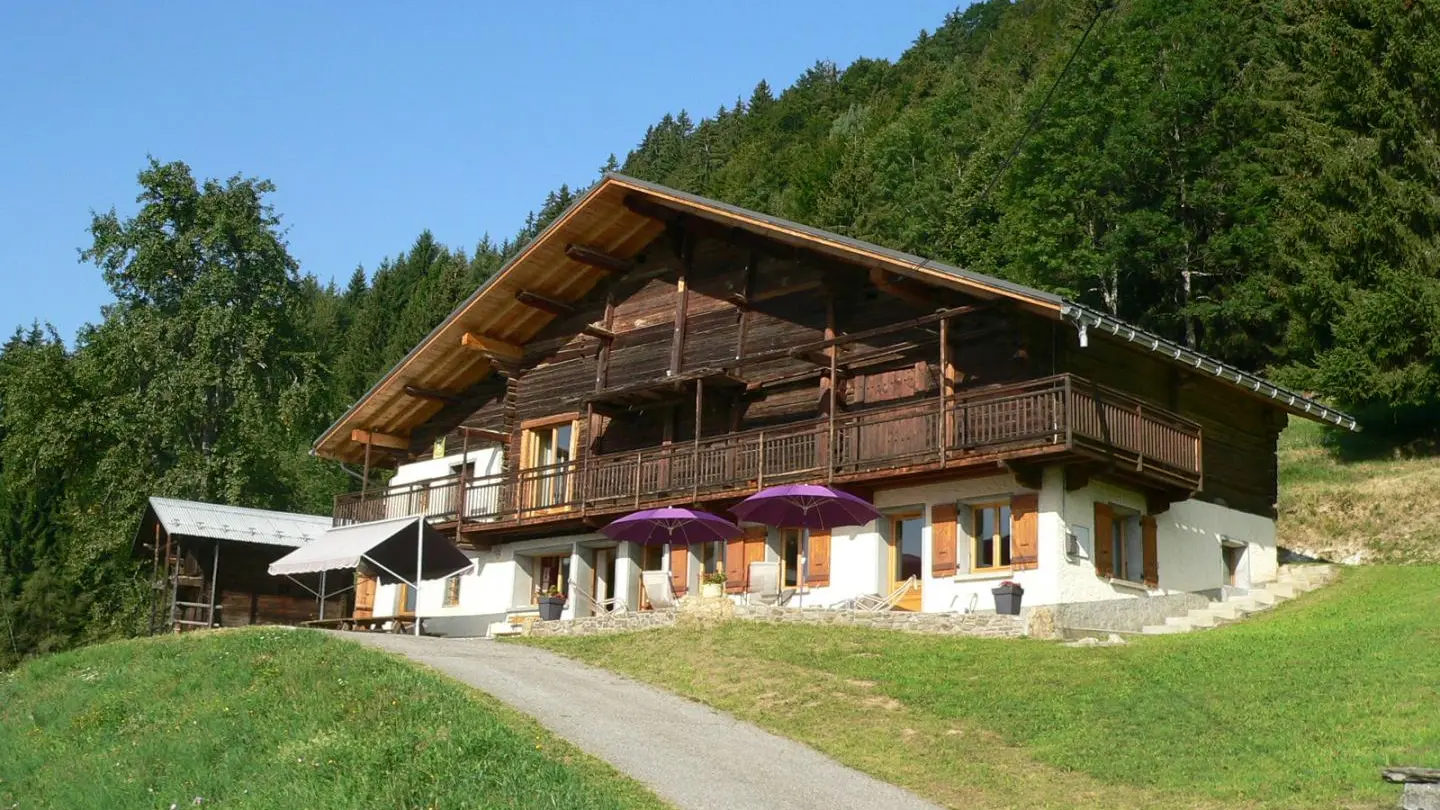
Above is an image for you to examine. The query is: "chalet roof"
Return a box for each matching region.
[313,174,1356,463]
[137,497,332,551]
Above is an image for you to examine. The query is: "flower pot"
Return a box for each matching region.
[701,582,724,599]
[537,595,565,621]
[991,583,1024,616]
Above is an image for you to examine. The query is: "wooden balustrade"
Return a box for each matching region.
[332,374,1203,528]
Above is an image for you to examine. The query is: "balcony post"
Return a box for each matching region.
[939,315,949,467]
[757,431,766,488]
[458,428,470,527]
[633,451,643,509]
[361,435,372,498]
[1064,375,1074,450]
[693,378,704,500]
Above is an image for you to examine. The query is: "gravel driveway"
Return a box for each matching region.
[343,633,943,810]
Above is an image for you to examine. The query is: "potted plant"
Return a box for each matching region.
[700,569,726,598]
[991,580,1024,615]
[537,586,566,621]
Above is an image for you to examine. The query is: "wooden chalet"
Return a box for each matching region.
[312,174,1356,627]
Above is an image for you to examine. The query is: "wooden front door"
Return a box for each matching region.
[888,513,924,611]
[354,573,377,618]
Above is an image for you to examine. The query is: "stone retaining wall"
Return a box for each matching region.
[520,596,1035,639]
[524,610,678,638]
[733,604,1028,638]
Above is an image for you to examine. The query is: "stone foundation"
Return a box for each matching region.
[733,604,1029,638]
[521,595,1039,639]
[524,610,678,638]
[1048,591,1210,633]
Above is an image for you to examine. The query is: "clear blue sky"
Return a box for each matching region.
[0,1,963,342]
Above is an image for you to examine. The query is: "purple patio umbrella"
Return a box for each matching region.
[600,507,743,545]
[731,484,881,530]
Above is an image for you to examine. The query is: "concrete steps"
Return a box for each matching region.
[1141,564,1336,636]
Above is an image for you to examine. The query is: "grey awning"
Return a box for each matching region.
[267,517,472,585]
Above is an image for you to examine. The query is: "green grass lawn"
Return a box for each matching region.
[530,566,1440,810]
[0,627,670,810]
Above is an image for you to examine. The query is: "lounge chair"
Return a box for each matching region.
[745,561,794,606]
[640,570,679,610]
[838,576,918,612]
[571,583,624,616]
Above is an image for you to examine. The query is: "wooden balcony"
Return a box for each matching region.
[332,374,1202,531]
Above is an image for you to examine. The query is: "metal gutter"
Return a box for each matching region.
[1060,302,1359,431]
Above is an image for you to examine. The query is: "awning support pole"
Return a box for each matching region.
[319,570,327,620]
[414,519,424,637]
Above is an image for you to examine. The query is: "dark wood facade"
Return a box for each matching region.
[334,214,1289,540]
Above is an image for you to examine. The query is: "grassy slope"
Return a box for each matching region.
[1278,419,1440,563]
[0,628,669,810]
[532,566,1440,810]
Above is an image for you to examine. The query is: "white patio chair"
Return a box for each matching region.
[745,561,795,606]
[849,576,918,612]
[571,583,624,616]
[640,570,679,610]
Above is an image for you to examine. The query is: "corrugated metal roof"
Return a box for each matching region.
[147,497,332,548]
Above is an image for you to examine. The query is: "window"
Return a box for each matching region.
[442,575,462,608]
[534,554,570,601]
[780,529,803,587]
[1110,511,1144,583]
[522,417,576,508]
[397,582,417,615]
[698,541,723,576]
[971,502,1013,571]
[432,436,446,458]
[892,514,924,582]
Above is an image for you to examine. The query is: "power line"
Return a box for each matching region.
[973,0,1118,207]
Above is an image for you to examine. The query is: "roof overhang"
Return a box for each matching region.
[313,174,1356,461]
[267,517,473,585]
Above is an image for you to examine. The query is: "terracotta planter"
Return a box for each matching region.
[537,595,565,621]
[991,583,1024,616]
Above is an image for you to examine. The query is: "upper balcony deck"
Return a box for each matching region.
[333,374,1202,533]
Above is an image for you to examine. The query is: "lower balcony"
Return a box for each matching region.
[332,374,1202,531]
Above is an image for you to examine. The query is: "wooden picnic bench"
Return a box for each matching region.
[301,615,418,634]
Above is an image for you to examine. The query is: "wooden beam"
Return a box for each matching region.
[565,243,633,274]
[459,426,509,444]
[582,323,615,340]
[351,429,409,451]
[669,234,691,375]
[460,332,524,362]
[516,289,574,317]
[869,267,936,310]
[402,385,463,405]
[731,304,990,370]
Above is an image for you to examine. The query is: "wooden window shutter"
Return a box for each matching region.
[1141,515,1159,587]
[742,526,768,589]
[354,573,376,618]
[1010,493,1039,569]
[669,545,689,596]
[1093,503,1114,577]
[930,503,958,577]
[806,529,831,586]
[725,537,746,593]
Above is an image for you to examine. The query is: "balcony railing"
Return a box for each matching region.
[332,374,1202,528]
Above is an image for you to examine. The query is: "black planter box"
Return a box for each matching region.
[537,595,566,621]
[991,583,1024,616]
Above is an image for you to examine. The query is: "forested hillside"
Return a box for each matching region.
[2,0,1436,666]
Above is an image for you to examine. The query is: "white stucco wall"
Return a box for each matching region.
[1055,475,1278,604]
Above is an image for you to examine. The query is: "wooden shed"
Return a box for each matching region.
[132,497,347,632]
